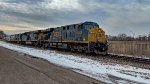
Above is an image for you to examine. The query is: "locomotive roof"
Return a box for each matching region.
[60,21,98,27]
[9,21,99,36]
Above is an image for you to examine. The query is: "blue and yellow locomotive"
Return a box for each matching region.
[5,21,108,54]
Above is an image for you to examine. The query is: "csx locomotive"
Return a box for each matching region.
[5,21,108,54]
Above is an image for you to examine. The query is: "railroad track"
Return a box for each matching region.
[55,48,150,64]
[107,54,150,64]
[6,41,150,64]
[24,46,150,64]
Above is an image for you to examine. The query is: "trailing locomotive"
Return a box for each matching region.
[5,22,108,54]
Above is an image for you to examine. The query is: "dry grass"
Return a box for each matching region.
[108,41,150,58]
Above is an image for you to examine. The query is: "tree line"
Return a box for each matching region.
[107,33,150,41]
[0,30,7,39]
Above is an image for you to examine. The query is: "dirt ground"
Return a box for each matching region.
[0,46,104,84]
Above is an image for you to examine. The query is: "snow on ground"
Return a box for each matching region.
[0,41,150,84]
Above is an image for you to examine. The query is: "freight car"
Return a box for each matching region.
[5,21,108,54]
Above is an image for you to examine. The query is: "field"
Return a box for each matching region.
[0,41,150,84]
[108,41,150,58]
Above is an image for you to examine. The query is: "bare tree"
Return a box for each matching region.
[0,30,6,39]
[148,33,150,41]
[107,33,150,41]
[118,33,127,41]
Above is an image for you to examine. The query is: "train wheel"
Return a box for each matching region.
[78,46,83,53]
[98,51,108,55]
[67,45,71,51]
[94,49,99,54]
[71,46,75,52]
[103,51,108,56]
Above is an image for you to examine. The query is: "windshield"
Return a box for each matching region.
[84,24,99,29]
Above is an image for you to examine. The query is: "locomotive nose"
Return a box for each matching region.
[88,28,107,44]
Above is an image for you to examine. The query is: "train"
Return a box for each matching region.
[4,21,108,54]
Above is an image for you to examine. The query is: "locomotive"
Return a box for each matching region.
[5,21,108,54]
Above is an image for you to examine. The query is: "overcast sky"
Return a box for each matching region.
[0,0,150,36]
